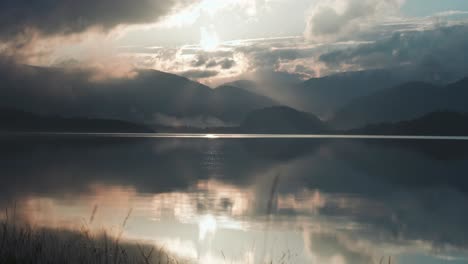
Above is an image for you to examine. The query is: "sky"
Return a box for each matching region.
[1,0,468,86]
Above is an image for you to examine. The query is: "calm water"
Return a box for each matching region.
[1,134,468,263]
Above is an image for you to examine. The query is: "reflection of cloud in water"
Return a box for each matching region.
[278,189,325,214]
[3,138,468,263]
[9,177,468,263]
[150,180,254,223]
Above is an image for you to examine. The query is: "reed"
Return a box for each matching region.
[0,207,183,264]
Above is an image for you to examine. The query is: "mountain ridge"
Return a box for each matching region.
[351,111,468,136]
[0,64,280,125]
[331,77,468,129]
[0,108,153,133]
[239,106,327,134]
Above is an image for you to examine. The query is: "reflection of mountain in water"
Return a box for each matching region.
[1,137,468,262]
[2,137,468,197]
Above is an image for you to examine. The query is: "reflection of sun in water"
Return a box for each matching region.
[198,214,217,241]
[204,134,219,139]
[200,26,220,51]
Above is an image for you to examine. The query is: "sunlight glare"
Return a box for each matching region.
[204,134,219,139]
[198,214,217,241]
[200,27,220,51]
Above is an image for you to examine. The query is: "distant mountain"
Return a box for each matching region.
[239,106,326,134]
[221,80,261,95]
[220,72,304,109]
[331,77,468,129]
[0,108,153,133]
[211,85,278,122]
[291,65,458,118]
[352,111,468,136]
[0,64,279,125]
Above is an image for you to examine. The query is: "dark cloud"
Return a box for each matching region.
[206,60,218,68]
[203,59,236,69]
[305,0,404,42]
[220,58,236,69]
[319,25,468,81]
[0,0,193,40]
[189,54,236,70]
[191,55,208,67]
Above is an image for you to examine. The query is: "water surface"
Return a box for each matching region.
[1,134,468,263]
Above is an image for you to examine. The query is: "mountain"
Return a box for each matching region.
[220,80,292,109]
[352,111,468,136]
[239,106,326,134]
[211,85,278,122]
[221,80,260,95]
[220,71,304,109]
[0,108,153,133]
[331,77,468,129]
[291,65,458,119]
[0,64,279,126]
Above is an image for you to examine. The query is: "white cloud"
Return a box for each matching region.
[434,10,468,17]
[157,0,268,28]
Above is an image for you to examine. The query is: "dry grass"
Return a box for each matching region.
[0,207,184,264]
[0,204,391,264]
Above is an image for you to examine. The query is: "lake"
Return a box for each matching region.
[1,134,468,264]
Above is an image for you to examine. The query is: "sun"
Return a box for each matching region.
[200,26,220,51]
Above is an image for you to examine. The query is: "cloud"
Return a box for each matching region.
[115,9,468,85]
[157,0,270,28]
[294,64,316,76]
[0,0,198,66]
[318,24,468,81]
[191,54,208,67]
[122,44,250,85]
[204,58,237,69]
[305,230,375,264]
[118,36,339,86]
[190,55,236,69]
[220,58,236,69]
[119,18,468,86]
[0,0,194,40]
[234,37,365,79]
[305,0,405,43]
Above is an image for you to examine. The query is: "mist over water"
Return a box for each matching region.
[1,135,468,263]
